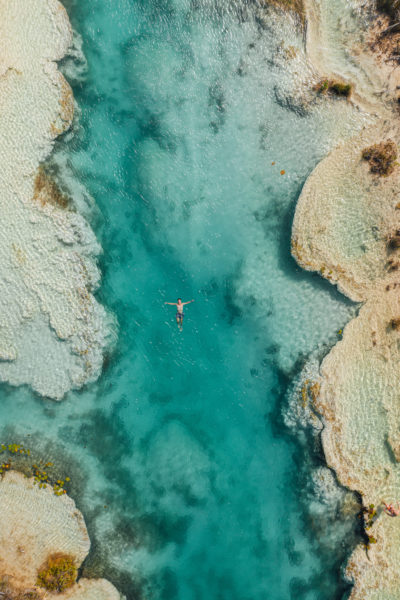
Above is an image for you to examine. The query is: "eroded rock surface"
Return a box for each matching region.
[292,121,400,598]
[0,0,112,399]
[0,470,122,599]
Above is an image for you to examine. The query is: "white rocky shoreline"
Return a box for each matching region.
[291,0,400,598]
[0,0,113,400]
[0,0,121,596]
[0,470,123,599]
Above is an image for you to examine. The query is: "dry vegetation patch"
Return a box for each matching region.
[0,579,41,600]
[362,140,398,175]
[33,167,70,209]
[377,0,400,20]
[315,79,353,97]
[386,230,400,250]
[389,317,400,329]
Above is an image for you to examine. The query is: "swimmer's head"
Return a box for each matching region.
[177,298,182,303]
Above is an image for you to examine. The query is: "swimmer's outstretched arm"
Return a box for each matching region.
[164,302,177,305]
[182,299,195,305]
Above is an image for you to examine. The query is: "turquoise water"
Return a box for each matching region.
[0,0,368,598]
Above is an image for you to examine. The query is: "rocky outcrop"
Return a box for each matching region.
[0,470,122,599]
[0,0,112,399]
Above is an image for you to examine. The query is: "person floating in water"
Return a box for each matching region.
[165,298,194,329]
[383,502,400,517]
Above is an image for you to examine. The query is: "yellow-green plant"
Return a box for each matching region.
[0,443,30,456]
[37,553,77,592]
[0,444,71,496]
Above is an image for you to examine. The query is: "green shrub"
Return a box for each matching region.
[315,79,329,93]
[37,553,77,593]
[362,140,398,175]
